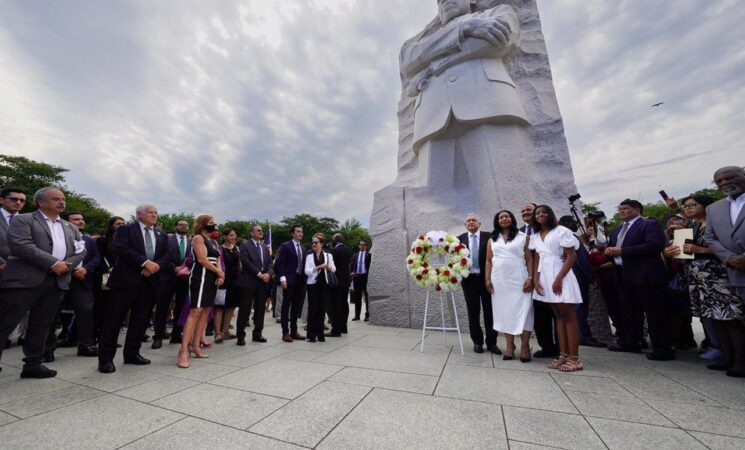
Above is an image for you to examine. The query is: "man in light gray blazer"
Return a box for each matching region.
[0,187,85,378]
[705,166,745,377]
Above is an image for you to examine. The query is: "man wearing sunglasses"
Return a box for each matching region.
[0,188,27,272]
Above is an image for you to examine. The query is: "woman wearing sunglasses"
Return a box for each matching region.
[304,233,336,342]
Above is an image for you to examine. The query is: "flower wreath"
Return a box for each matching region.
[406,231,472,292]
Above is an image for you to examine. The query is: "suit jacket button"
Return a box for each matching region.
[448,75,457,82]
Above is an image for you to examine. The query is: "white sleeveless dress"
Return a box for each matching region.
[528,225,582,304]
[490,232,534,335]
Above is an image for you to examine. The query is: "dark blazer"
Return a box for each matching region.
[609,217,667,285]
[79,234,101,289]
[332,243,352,285]
[106,222,174,289]
[350,251,372,275]
[0,210,85,290]
[159,233,192,282]
[0,211,12,265]
[458,231,490,279]
[236,239,274,287]
[274,240,306,285]
[571,236,594,286]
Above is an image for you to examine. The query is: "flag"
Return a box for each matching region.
[264,224,272,256]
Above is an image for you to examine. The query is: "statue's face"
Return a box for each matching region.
[438,0,471,24]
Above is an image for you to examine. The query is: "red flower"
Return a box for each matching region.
[422,269,429,275]
[460,258,467,265]
[435,269,440,275]
[448,263,453,268]
[444,245,449,251]
[450,277,458,284]
[407,259,413,265]
[443,270,450,276]
[422,262,428,268]
[415,247,423,254]
[416,274,423,280]
[418,235,425,240]
[435,284,442,291]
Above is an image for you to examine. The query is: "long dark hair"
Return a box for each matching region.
[491,210,519,242]
[104,216,125,243]
[532,205,558,233]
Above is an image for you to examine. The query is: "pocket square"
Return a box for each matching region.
[73,240,86,254]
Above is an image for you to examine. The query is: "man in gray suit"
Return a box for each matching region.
[0,187,85,378]
[705,166,745,377]
[235,224,274,345]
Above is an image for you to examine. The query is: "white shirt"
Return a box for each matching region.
[614,215,641,266]
[1,207,15,225]
[730,194,745,226]
[468,232,480,274]
[40,211,67,262]
[139,221,156,261]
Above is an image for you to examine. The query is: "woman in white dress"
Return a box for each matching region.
[486,210,535,362]
[529,205,584,372]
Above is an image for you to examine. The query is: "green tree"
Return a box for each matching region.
[581,201,601,215]
[279,213,339,247]
[336,218,372,250]
[687,187,725,202]
[156,212,197,234]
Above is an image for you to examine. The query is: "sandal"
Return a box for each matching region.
[223,332,236,340]
[189,346,209,359]
[200,340,212,348]
[214,333,224,344]
[548,353,569,369]
[559,356,584,372]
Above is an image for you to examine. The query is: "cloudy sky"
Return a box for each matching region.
[1,0,743,225]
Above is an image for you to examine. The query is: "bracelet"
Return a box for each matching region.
[527,277,533,280]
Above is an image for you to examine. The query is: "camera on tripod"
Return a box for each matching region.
[568,193,581,203]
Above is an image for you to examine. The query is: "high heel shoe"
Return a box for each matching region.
[520,346,532,363]
[199,340,212,349]
[503,344,517,361]
[177,350,190,369]
[188,346,209,359]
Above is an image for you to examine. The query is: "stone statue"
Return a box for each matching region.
[368,0,580,328]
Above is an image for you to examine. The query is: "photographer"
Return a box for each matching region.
[585,211,609,247]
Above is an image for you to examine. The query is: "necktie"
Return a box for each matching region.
[7,214,13,223]
[470,234,480,272]
[144,227,155,260]
[296,243,302,274]
[617,222,630,247]
[179,236,186,261]
[357,252,364,273]
[256,241,263,267]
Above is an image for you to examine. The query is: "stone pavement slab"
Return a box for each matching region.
[313,345,448,376]
[0,384,103,418]
[317,388,508,449]
[115,376,199,403]
[502,406,605,450]
[688,431,745,449]
[328,366,439,394]
[646,400,745,438]
[587,417,708,449]
[564,391,676,426]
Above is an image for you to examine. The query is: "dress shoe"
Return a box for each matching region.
[276,318,282,323]
[291,332,306,340]
[43,352,55,363]
[607,344,642,353]
[364,316,369,322]
[20,365,57,379]
[325,332,342,337]
[307,336,317,343]
[252,336,267,343]
[151,339,163,350]
[639,339,649,349]
[282,334,293,343]
[141,334,150,343]
[236,337,246,346]
[341,328,348,334]
[726,369,745,378]
[98,361,116,373]
[123,354,151,365]
[707,362,732,371]
[646,350,676,361]
[352,317,360,321]
[487,346,502,355]
[317,335,326,342]
[580,339,607,348]
[169,335,183,344]
[77,345,98,357]
[533,349,560,358]
[473,345,484,354]
[57,339,77,348]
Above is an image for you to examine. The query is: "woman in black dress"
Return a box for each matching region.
[92,216,125,342]
[304,233,336,342]
[214,228,241,343]
[178,215,224,368]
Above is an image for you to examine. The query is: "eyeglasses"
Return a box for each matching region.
[681,204,699,209]
[312,240,320,244]
[4,197,25,203]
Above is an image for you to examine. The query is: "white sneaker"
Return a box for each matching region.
[699,348,723,360]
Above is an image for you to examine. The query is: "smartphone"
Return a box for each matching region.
[682,238,694,255]
[659,190,669,201]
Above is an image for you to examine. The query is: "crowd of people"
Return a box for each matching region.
[0,190,372,378]
[457,165,745,375]
[0,165,743,379]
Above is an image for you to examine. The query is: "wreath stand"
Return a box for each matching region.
[419,288,464,355]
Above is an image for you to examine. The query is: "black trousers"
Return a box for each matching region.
[533,299,559,354]
[575,281,593,343]
[98,282,156,363]
[461,275,497,348]
[281,281,305,335]
[307,283,329,339]
[0,275,65,368]
[617,270,672,351]
[236,282,268,339]
[330,281,350,333]
[46,279,95,350]
[352,274,369,319]
[152,278,175,339]
[598,281,622,332]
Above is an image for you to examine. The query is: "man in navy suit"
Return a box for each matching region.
[605,199,673,360]
[98,204,175,373]
[152,219,191,349]
[273,224,306,342]
[350,240,372,321]
[236,224,274,345]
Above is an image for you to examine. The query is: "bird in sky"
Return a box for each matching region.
[651,102,664,107]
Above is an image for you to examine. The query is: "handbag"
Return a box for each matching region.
[101,257,111,290]
[177,256,193,279]
[327,270,339,288]
[215,289,227,306]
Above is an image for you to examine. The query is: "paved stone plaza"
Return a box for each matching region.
[1,319,745,450]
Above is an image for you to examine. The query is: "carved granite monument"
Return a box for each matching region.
[368,0,580,328]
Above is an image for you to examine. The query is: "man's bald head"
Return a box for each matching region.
[713,166,745,198]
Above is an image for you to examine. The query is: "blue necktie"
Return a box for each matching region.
[470,234,480,272]
[256,241,263,267]
[144,227,155,260]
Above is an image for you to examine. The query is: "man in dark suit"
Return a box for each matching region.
[98,203,174,373]
[350,240,372,321]
[236,224,274,345]
[605,199,673,360]
[50,212,100,357]
[273,224,306,342]
[458,214,500,354]
[0,187,85,378]
[152,219,191,348]
[329,233,352,336]
[520,202,559,358]
[0,188,25,353]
